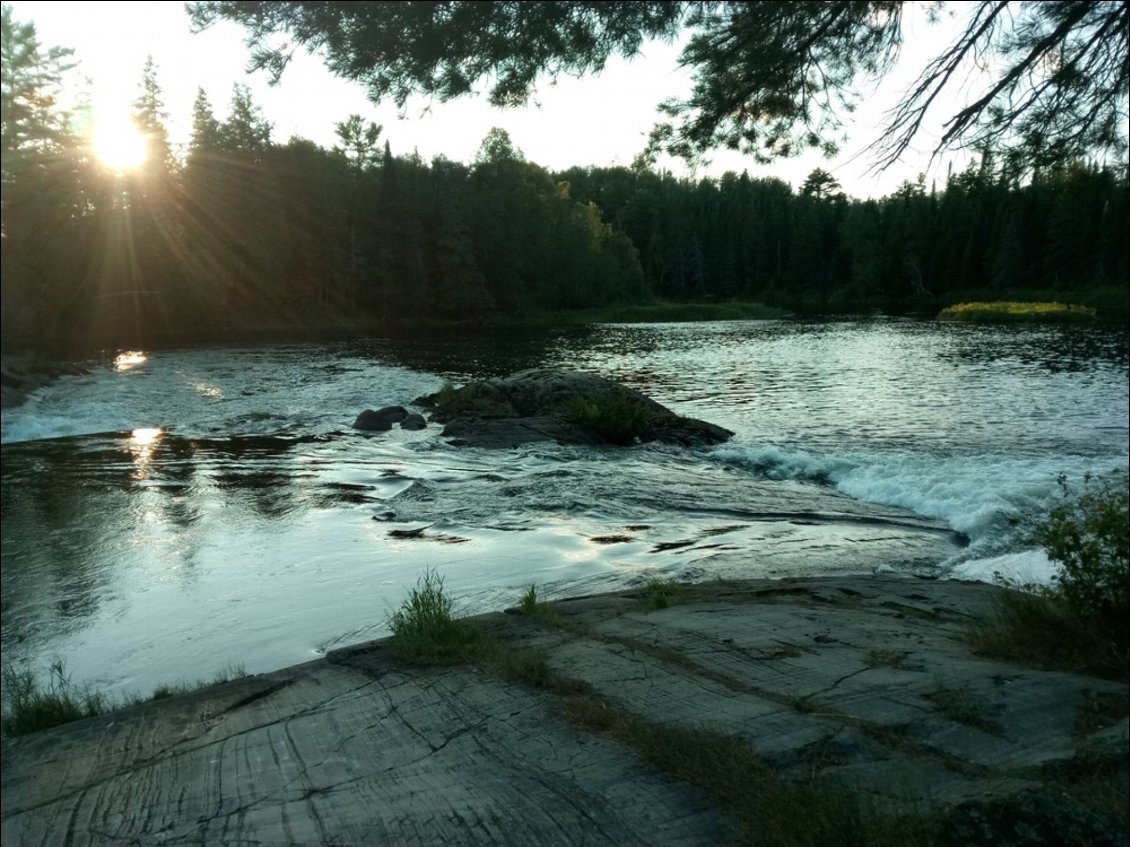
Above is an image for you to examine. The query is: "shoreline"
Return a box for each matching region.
[0,354,88,410]
[5,294,1124,363]
[4,574,1126,844]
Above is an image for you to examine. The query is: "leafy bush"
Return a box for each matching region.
[972,471,1128,679]
[1033,473,1128,642]
[567,394,658,445]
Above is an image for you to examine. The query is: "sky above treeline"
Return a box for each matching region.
[12,0,983,198]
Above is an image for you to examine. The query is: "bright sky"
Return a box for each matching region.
[10,0,975,198]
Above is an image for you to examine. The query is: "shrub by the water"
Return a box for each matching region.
[1034,473,1128,653]
[972,471,1129,679]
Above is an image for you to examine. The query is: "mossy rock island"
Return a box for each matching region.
[414,368,734,449]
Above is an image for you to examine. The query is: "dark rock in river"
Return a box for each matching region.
[1,356,88,409]
[353,405,410,431]
[352,410,391,431]
[413,368,733,449]
[400,414,427,431]
[1,385,25,409]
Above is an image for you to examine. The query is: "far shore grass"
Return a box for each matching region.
[937,300,1097,323]
[935,284,1126,321]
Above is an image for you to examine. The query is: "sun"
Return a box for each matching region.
[93,118,147,171]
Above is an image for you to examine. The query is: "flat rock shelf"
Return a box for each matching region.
[2,576,1127,845]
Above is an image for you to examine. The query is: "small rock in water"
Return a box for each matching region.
[400,414,427,431]
[0,355,87,409]
[353,405,409,431]
[352,410,390,431]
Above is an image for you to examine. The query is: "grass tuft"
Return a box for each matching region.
[1073,691,1129,739]
[1,660,106,737]
[1036,751,1130,834]
[644,577,685,611]
[926,684,996,733]
[519,584,540,617]
[2,658,254,737]
[865,650,909,669]
[210,661,248,686]
[389,569,482,664]
[149,662,249,701]
[433,378,460,408]
[149,684,178,701]
[429,378,483,415]
[572,709,942,847]
[970,588,1126,681]
[567,394,659,445]
[518,584,574,630]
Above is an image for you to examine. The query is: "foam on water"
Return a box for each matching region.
[709,441,1128,582]
[1,347,441,444]
[948,550,1058,585]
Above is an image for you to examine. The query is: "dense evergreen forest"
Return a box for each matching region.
[2,10,1127,351]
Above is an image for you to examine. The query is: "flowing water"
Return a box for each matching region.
[2,319,1126,701]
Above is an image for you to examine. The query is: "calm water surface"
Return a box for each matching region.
[2,319,1126,701]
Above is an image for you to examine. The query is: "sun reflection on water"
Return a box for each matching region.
[129,427,163,478]
[114,351,148,371]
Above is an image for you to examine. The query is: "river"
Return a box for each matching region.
[2,318,1126,702]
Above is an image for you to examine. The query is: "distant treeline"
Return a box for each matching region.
[2,13,1127,350]
[2,97,647,347]
[557,160,1129,316]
